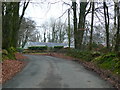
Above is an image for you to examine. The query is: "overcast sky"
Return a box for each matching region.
[22,0,114,27]
[22,0,72,27]
[21,0,114,42]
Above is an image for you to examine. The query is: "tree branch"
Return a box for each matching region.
[19,0,30,25]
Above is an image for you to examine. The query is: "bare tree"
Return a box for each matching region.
[89,2,95,50]
[114,2,120,51]
[103,1,110,49]
[18,18,36,48]
[77,1,88,49]
[68,9,71,48]
[72,1,78,49]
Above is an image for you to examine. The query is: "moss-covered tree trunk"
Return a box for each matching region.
[2,3,13,50]
[11,2,20,48]
[77,2,88,49]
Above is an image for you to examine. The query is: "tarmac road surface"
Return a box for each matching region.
[3,55,114,88]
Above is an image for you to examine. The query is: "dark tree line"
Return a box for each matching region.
[1,1,120,52]
[71,1,120,52]
[2,1,29,51]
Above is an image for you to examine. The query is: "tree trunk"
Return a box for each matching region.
[114,2,117,29]
[89,2,95,50]
[44,30,46,42]
[11,2,20,48]
[103,2,110,50]
[112,2,117,49]
[52,23,55,42]
[22,35,28,48]
[2,3,13,50]
[2,2,29,49]
[68,9,71,48]
[114,2,120,52]
[72,2,78,49]
[77,1,88,49]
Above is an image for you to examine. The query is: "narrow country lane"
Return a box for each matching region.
[3,55,114,88]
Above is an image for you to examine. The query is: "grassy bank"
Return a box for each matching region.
[66,49,120,75]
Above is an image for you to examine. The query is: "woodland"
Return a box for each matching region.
[1,0,120,88]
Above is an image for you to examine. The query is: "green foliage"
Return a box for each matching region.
[28,46,48,50]
[47,47,54,52]
[67,49,94,62]
[91,51,101,57]
[92,42,98,48]
[16,48,24,53]
[92,56,103,64]
[8,47,17,53]
[98,47,109,53]
[2,55,9,60]
[2,49,8,55]
[6,47,16,59]
[67,49,120,75]
[2,49,9,60]
[7,53,16,60]
[23,49,31,53]
[93,53,116,63]
[54,46,64,49]
[92,52,120,74]
[2,48,16,60]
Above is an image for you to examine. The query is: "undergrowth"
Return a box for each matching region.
[2,47,17,61]
[67,49,120,75]
[93,52,120,74]
[67,49,101,62]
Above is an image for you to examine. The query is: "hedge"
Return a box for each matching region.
[28,46,47,50]
[54,46,63,49]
